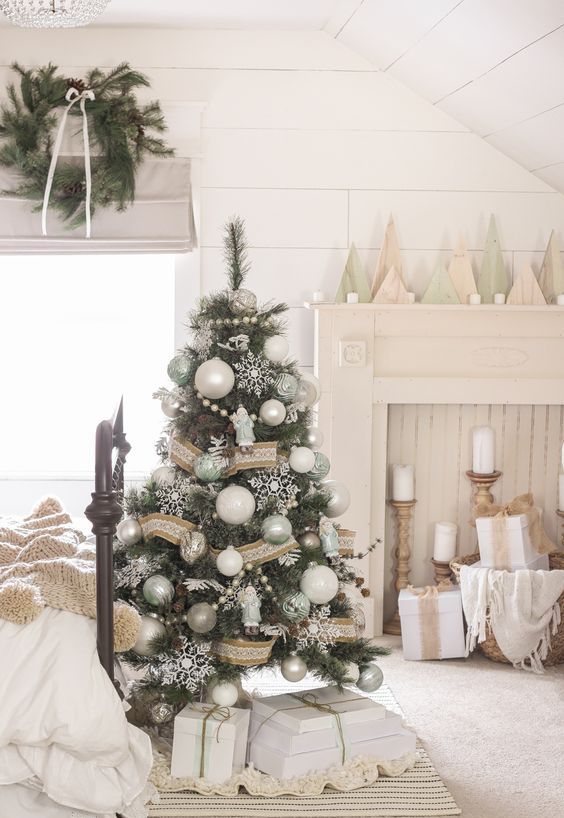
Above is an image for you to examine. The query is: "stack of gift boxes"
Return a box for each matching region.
[398,504,548,661]
[170,686,415,783]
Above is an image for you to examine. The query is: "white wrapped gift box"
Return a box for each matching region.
[399,587,465,661]
[249,708,403,756]
[476,512,540,569]
[251,685,385,734]
[171,704,250,782]
[249,728,416,778]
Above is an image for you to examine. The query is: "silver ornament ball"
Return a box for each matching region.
[297,531,321,550]
[262,514,292,545]
[149,699,175,724]
[296,373,320,408]
[281,653,307,683]
[280,590,311,623]
[133,614,166,656]
[356,663,384,693]
[216,485,256,525]
[303,426,324,450]
[161,397,183,419]
[259,398,286,426]
[194,453,224,482]
[167,354,191,386]
[229,288,257,315]
[186,602,217,633]
[142,575,175,608]
[300,563,339,604]
[306,452,331,482]
[194,358,235,400]
[274,372,299,403]
[116,517,143,547]
[320,479,351,518]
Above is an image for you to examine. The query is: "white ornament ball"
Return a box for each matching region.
[345,662,360,684]
[281,653,307,683]
[133,615,166,657]
[151,465,176,486]
[321,479,351,518]
[259,399,286,426]
[216,485,256,525]
[186,602,217,633]
[216,545,244,577]
[194,358,235,400]
[299,563,339,604]
[211,681,239,707]
[296,373,320,408]
[116,517,143,546]
[143,575,175,607]
[304,426,324,450]
[356,663,384,693]
[289,446,316,474]
[264,334,290,364]
[262,514,292,545]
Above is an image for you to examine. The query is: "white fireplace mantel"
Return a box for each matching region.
[308,303,564,635]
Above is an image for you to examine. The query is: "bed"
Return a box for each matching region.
[0,400,154,818]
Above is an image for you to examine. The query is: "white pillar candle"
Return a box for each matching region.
[557,294,564,305]
[559,474,564,511]
[493,293,506,304]
[561,442,564,471]
[406,292,416,304]
[468,293,482,305]
[472,426,495,474]
[346,291,359,304]
[433,522,458,562]
[392,465,414,501]
[312,290,325,303]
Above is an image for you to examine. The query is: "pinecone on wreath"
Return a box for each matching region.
[62,180,86,197]
[66,77,88,94]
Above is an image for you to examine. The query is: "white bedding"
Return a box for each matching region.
[0,607,153,817]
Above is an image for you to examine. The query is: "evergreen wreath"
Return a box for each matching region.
[0,62,173,228]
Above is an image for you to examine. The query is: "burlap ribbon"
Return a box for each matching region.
[475,493,555,569]
[406,580,453,660]
[192,704,233,779]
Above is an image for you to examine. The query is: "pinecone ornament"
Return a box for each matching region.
[66,77,88,94]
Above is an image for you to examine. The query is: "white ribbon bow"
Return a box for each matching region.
[42,86,96,239]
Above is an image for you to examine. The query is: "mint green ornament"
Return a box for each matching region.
[167,354,190,386]
[281,590,311,623]
[306,452,330,482]
[194,453,223,483]
[274,372,298,403]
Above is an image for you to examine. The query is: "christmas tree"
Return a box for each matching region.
[115,218,386,724]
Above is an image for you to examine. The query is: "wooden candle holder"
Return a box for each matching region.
[466,470,502,526]
[556,509,564,547]
[431,558,453,585]
[383,499,416,636]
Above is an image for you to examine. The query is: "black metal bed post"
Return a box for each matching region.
[85,399,129,698]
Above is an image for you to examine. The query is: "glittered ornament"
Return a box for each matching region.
[195,358,235,400]
[216,485,256,525]
[300,563,339,604]
[116,517,143,547]
[151,465,176,486]
[167,354,191,386]
[133,614,166,656]
[161,396,183,419]
[303,426,324,450]
[262,514,292,545]
[297,531,321,550]
[211,681,238,707]
[229,288,257,315]
[186,602,217,633]
[216,545,244,576]
[289,446,316,474]
[149,699,175,724]
[259,398,286,426]
[281,652,307,682]
[320,479,351,518]
[143,575,175,607]
[280,590,311,622]
[274,372,298,403]
[194,453,224,482]
[306,452,331,482]
[180,531,207,564]
[356,663,384,693]
[264,334,289,364]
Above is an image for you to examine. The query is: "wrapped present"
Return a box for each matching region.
[475,493,555,570]
[171,703,250,782]
[251,686,385,735]
[399,585,465,660]
[249,728,416,778]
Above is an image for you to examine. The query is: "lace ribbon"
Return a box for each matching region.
[42,86,95,238]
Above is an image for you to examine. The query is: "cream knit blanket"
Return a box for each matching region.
[0,497,140,650]
[460,563,564,673]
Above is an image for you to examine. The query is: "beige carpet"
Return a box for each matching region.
[378,637,564,818]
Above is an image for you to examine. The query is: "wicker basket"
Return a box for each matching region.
[450,551,564,667]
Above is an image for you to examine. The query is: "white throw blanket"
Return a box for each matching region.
[460,564,564,673]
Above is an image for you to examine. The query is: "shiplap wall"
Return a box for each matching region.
[383,403,564,620]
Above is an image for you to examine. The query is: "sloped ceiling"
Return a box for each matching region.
[328,0,564,194]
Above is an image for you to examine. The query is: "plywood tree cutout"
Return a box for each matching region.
[538,230,564,303]
[373,266,411,303]
[421,261,460,304]
[507,265,546,305]
[448,236,477,304]
[371,215,405,299]
[334,243,371,303]
[477,215,508,303]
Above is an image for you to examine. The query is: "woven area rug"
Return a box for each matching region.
[148,675,461,817]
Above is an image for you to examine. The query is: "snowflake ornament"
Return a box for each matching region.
[115,555,161,589]
[157,638,214,691]
[233,351,275,398]
[295,606,340,652]
[217,334,250,353]
[192,323,214,358]
[278,548,301,567]
[156,478,194,517]
[248,462,300,512]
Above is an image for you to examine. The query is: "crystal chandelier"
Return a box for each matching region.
[0,0,111,27]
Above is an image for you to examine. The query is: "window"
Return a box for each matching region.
[0,254,175,508]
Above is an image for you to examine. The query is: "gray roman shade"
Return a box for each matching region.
[0,157,196,254]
